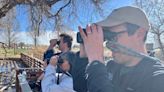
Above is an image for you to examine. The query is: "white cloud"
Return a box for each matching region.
[17,31,33,44]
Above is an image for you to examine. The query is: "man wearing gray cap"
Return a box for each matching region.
[79,6,164,92]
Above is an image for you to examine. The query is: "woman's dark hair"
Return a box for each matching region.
[60,51,75,74]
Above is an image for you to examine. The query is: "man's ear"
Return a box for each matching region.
[136,28,146,42]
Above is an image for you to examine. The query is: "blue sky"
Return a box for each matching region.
[2,0,145,45]
[16,0,135,32]
[16,6,28,32]
[17,0,139,45]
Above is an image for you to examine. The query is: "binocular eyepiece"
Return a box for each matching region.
[76,28,119,43]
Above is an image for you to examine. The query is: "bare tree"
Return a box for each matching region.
[0,42,8,58]
[135,0,164,60]
[0,0,106,19]
[1,0,107,47]
[28,29,45,47]
[0,8,19,48]
[18,42,25,49]
[27,5,43,47]
[0,0,60,18]
[0,0,108,34]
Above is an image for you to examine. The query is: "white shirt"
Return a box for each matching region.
[42,65,75,92]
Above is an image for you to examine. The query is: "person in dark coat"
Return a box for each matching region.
[79,6,164,92]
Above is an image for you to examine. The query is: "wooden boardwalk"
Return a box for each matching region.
[0,53,44,92]
[0,60,18,92]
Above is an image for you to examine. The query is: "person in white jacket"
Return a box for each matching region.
[42,52,75,92]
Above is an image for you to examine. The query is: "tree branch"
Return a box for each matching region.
[48,0,72,18]
[0,0,61,19]
[0,0,16,18]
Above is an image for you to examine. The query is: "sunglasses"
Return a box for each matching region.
[103,27,127,42]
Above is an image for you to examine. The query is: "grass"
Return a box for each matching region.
[0,46,112,60]
[0,48,28,58]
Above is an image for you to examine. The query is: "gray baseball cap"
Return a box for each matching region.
[97,6,150,31]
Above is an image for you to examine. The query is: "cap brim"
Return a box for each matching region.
[96,17,125,28]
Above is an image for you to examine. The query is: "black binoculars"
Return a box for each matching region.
[76,27,119,43]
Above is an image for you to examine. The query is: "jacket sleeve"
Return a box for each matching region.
[71,52,88,92]
[43,49,54,63]
[41,65,75,92]
[150,74,164,92]
[86,61,114,92]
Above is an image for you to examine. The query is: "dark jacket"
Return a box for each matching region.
[71,52,88,92]
[43,49,61,64]
[43,49,54,61]
[86,57,164,92]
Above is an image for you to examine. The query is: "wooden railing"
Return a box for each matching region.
[16,53,44,92]
[20,53,44,69]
